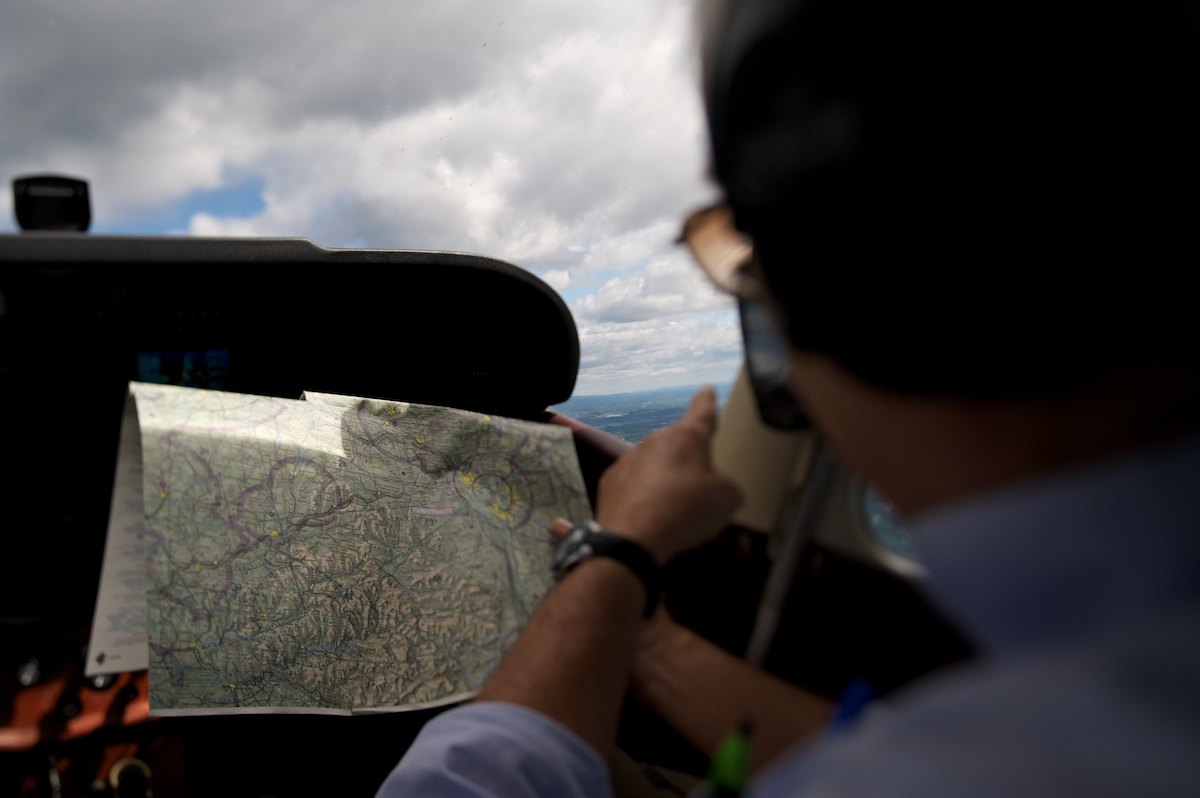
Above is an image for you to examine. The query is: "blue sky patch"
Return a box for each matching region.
[96,175,266,235]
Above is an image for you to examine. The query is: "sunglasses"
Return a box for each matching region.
[678,204,808,430]
[677,204,761,298]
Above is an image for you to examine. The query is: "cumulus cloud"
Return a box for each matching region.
[574,311,742,395]
[539,269,571,291]
[572,251,734,323]
[1,0,744,394]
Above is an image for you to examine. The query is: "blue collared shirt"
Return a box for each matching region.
[379,436,1200,797]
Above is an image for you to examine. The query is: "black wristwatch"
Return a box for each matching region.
[551,520,660,617]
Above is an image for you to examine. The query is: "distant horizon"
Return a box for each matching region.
[549,377,737,442]
[553,377,736,405]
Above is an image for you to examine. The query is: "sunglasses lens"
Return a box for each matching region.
[739,296,808,430]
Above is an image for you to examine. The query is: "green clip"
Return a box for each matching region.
[706,720,753,797]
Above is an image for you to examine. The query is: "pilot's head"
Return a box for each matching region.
[696,0,1200,399]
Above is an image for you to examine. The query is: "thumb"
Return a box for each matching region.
[551,517,575,539]
[679,385,719,436]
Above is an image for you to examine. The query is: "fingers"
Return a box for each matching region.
[679,385,719,436]
[551,517,574,539]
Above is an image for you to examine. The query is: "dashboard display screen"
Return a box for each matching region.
[136,349,230,389]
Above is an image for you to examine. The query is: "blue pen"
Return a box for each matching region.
[832,678,876,731]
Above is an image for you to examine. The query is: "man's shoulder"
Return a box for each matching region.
[754,609,1200,797]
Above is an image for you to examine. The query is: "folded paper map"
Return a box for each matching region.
[86,382,591,716]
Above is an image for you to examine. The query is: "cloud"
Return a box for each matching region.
[170,10,715,265]
[567,246,740,394]
[570,220,686,278]
[573,252,734,323]
[574,310,742,395]
[539,270,571,291]
[2,1,713,231]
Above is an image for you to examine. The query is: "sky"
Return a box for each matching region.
[0,0,743,396]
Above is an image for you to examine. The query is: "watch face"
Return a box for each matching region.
[552,526,591,576]
[559,542,593,574]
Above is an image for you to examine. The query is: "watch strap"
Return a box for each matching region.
[558,521,660,617]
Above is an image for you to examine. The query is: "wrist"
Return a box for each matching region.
[594,516,673,566]
[551,520,661,617]
[637,612,685,658]
[565,556,648,617]
[632,617,694,701]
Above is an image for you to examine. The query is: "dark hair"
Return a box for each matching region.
[702,0,1200,395]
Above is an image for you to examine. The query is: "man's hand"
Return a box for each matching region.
[470,387,762,765]
[591,385,743,565]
